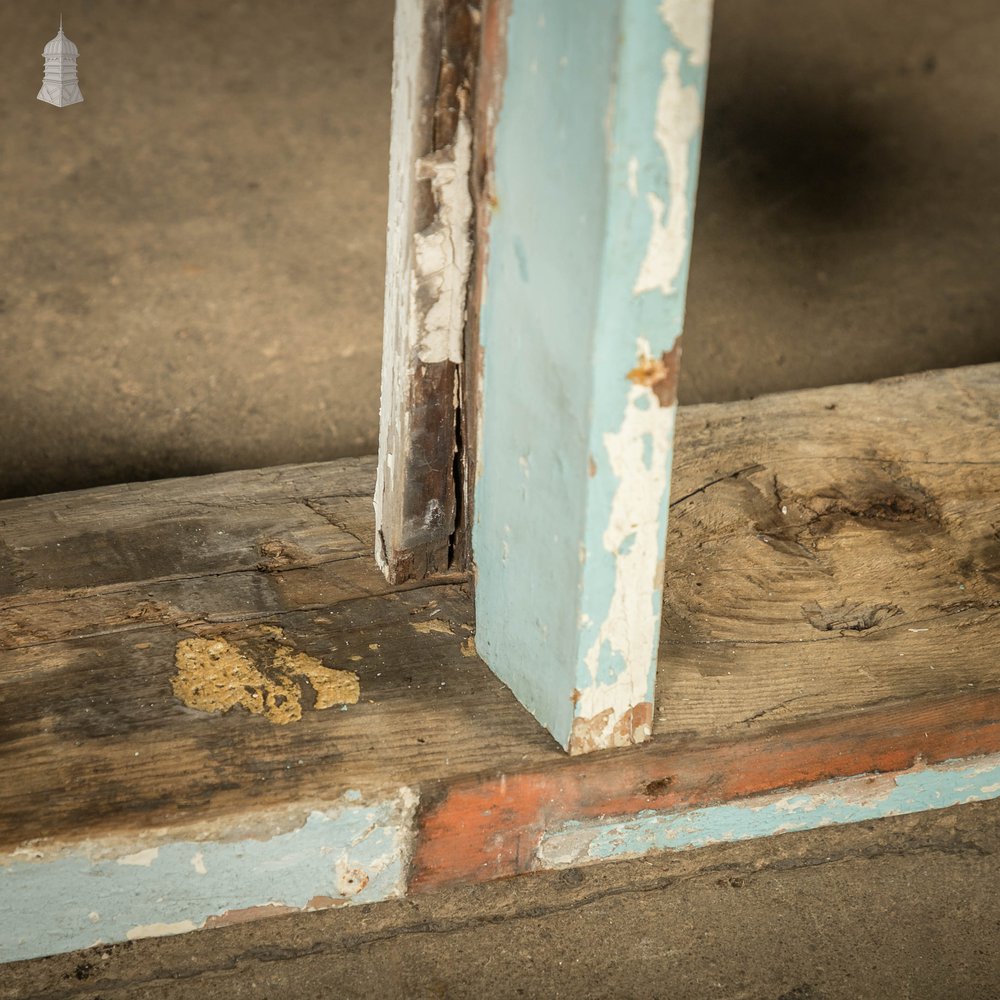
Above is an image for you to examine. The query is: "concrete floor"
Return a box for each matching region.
[1,0,998,497]
[2,1,999,997]
[2,800,999,999]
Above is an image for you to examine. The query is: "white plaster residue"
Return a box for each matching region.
[633,48,702,297]
[413,113,474,364]
[191,851,207,875]
[659,0,712,66]
[578,382,674,732]
[126,920,197,941]
[380,785,419,895]
[423,497,443,529]
[117,847,159,867]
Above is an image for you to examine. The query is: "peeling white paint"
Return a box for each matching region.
[627,156,639,198]
[578,376,674,736]
[117,847,159,867]
[423,497,443,529]
[126,920,197,941]
[633,47,702,297]
[659,0,712,66]
[413,114,474,364]
[376,0,473,573]
[191,851,207,875]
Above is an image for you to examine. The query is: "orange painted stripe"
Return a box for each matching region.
[409,689,1000,891]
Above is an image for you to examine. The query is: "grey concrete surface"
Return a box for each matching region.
[2,800,999,999]
[1,0,999,498]
[2,3,999,997]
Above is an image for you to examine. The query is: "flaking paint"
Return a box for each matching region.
[413,113,474,364]
[374,0,423,571]
[0,789,416,964]
[572,1,709,752]
[473,0,621,749]
[473,0,710,752]
[537,754,1000,867]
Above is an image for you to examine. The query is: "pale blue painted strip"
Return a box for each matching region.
[577,2,710,709]
[0,790,415,964]
[474,0,622,750]
[536,755,1000,868]
[473,0,712,751]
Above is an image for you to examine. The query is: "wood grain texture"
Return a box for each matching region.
[659,363,1000,737]
[1,365,997,855]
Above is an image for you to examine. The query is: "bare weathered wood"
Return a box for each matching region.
[375,0,482,584]
[1,366,998,857]
[659,364,1000,737]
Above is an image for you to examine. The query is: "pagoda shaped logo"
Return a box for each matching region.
[38,16,84,108]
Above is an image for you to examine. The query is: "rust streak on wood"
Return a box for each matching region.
[626,338,683,407]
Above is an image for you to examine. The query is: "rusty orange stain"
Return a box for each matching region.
[408,689,1000,893]
[626,339,682,407]
[568,703,654,754]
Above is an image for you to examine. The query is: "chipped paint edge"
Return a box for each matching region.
[571,1,710,752]
[6,748,1000,963]
[472,0,712,753]
[536,753,1000,869]
[0,788,418,964]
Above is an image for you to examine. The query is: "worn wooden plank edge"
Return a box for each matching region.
[3,688,1000,963]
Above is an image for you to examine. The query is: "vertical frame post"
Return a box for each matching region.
[471,0,713,753]
[375,0,480,584]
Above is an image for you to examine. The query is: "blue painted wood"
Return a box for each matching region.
[536,754,1000,868]
[0,790,416,964]
[472,0,713,753]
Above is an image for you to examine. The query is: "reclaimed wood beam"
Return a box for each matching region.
[3,365,998,962]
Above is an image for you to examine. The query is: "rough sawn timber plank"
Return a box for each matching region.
[1,364,998,960]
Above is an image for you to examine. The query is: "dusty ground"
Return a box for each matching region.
[2,800,999,999]
[1,0,998,497]
[2,1,999,997]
